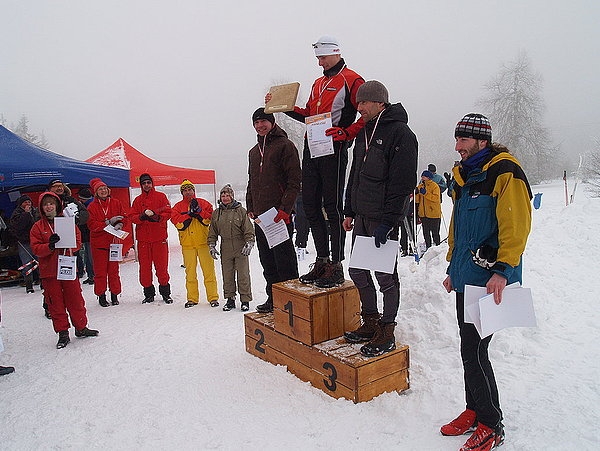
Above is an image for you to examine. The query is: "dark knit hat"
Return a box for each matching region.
[356,80,389,104]
[78,188,93,200]
[220,184,234,198]
[252,108,275,125]
[139,173,153,184]
[428,164,437,173]
[421,170,434,179]
[455,113,492,142]
[48,178,65,189]
[16,194,32,207]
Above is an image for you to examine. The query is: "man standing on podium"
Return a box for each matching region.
[341,81,417,357]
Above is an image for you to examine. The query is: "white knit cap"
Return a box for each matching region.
[312,36,341,57]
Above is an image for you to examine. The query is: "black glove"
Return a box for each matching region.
[373,224,392,248]
[189,198,201,214]
[140,214,149,221]
[49,233,60,250]
[444,172,452,185]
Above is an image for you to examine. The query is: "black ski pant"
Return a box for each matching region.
[456,292,503,429]
[255,222,298,302]
[294,192,310,249]
[421,217,441,248]
[348,216,400,324]
[301,140,348,263]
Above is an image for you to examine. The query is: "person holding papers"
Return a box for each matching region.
[30,192,98,349]
[341,81,418,357]
[87,178,129,307]
[247,108,301,313]
[441,113,532,451]
[267,36,364,289]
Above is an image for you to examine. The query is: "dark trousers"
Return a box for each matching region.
[456,292,503,429]
[421,217,441,248]
[302,141,348,262]
[77,242,95,279]
[400,218,414,253]
[347,216,400,323]
[255,222,298,301]
[294,193,310,249]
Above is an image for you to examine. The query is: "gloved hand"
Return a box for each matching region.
[109,215,124,225]
[113,222,124,231]
[49,233,61,250]
[273,209,290,224]
[140,214,149,221]
[373,224,392,248]
[419,187,426,194]
[444,172,452,185]
[63,202,78,217]
[189,198,201,214]
[241,241,254,256]
[325,127,349,142]
[209,245,219,260]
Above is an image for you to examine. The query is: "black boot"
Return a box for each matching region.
[25,275,35,293]
[223,298,236,311]
[256,299,273,313]
[360,321,397,357]
[159,284,173,304]
[142,285,155,304]
[56,330,70,349]
[110,293,119,305]
[98,293,110,307]
[75,327,99,338]
[314,261,345,288]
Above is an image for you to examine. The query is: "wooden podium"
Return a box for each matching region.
[244,280,410,403]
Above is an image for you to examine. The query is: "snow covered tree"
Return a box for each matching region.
[585,139,600,197]
[10,114,50,149]
[479,52,556,183]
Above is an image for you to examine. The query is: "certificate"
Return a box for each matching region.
[306,113,334,158]
[54,216,76,249]
[254,208,290,249]
[104,224,129,240]
[348,236,398,274]
[264,82,300,113]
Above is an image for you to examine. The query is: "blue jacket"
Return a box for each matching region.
[447,147,532,292]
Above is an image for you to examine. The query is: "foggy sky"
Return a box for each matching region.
[1,0,598,185]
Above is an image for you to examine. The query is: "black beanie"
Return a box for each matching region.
[428,164,437,173]
[252,108,275,125]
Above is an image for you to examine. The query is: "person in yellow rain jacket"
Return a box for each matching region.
[415,170,442,248]
[170,180,219,308]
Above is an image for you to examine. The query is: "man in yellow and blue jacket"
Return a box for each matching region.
[441,113,532,451]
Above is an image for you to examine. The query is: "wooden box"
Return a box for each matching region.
[245,312,410,403]
[272,279,361,345]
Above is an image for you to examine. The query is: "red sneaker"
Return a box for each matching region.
[440,409,477,436]
[460,423,504,451]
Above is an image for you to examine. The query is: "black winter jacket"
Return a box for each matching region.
[344,103,418,226]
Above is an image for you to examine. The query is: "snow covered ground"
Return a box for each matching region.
[1,180,599,450]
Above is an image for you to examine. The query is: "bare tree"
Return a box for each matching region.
[479,52,556,183]
[585,138,600,197]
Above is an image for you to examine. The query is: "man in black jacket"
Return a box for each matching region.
[342,81,418,357]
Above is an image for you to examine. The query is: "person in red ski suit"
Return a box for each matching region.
[30,191,98,349]
[86,177,129,307]
[128,173,173,304]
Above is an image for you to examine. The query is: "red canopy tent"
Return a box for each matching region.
[86,138,216,187]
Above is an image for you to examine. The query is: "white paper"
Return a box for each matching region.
[57,255,77,280]
[348,235,398,274]
[54,216,76,249]
[464,283,536,338]
[254,208,290,249]
[306,113,334,158]
[103,224,129,239]
[109,243,124,262]
[479,287,537,338]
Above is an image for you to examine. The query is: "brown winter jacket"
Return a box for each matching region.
[246,124,301,216]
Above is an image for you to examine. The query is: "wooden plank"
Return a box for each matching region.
[356,369,410,403]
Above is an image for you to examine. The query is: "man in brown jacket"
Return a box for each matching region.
[246,108,301,313]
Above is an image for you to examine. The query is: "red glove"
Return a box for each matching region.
[274,209,291,224]
[325,127,349,142]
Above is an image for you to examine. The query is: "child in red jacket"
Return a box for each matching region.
[30,192,99,349]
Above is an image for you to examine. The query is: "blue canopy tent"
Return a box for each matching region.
[0,125,130,215]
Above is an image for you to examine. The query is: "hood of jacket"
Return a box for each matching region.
[38,191,63,215]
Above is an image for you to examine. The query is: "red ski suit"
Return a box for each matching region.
[30,192,89,333]
[128,188,172,288]
[87,196,129,297]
